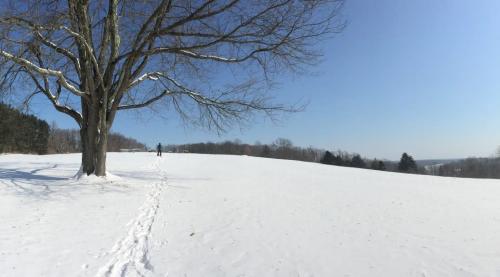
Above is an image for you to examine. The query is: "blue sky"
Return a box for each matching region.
[29,0,500,160]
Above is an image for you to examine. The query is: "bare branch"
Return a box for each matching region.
[117,89,172,110]
[25,70,82,125]
[0,49,87,97]
[128,71,163,89]
[0,0,343,135]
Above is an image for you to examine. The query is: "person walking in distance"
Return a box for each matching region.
[157,143,162,157]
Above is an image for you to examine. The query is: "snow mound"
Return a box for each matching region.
[73,168,122,184]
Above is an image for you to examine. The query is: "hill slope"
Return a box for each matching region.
[1,153,500,276]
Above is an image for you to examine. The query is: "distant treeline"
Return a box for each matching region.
[433,158,500,179]
[320,150,500,179]
[320,150,390,171]
[319,151,421,173]
[3,102,500,179]
[0,103,49,154]
[48,124,147,153]
[165,138,324,163]
[0,103,146,154]
[166,139,426,174]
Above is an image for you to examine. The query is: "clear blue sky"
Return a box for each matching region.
[29,0,500,160]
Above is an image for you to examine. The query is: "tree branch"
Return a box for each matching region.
[117,89,172,110]
[0,49,87,97]
[25,70,82,126]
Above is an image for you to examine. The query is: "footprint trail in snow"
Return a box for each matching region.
[96,158,166,277]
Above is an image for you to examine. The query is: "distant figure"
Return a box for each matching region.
[157,143,162,157]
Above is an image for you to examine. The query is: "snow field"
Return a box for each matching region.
[1,153,500,276]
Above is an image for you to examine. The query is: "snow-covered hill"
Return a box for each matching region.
[1,153,500,277]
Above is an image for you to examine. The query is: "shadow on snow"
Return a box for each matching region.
[0,165,132,201]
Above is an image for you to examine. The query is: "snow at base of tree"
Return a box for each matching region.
[73,166,122,183]
[1,153,500,276]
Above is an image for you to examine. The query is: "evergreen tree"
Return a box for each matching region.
[350,154,366,168]
[0,102,49,154]
[370,159,386,171]
[378,161,386,171]
[329,152,343,166]
[320,151,335,165]
[398,152,417,172]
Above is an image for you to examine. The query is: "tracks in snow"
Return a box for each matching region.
[96,158,166,277]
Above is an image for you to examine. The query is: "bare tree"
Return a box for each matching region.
[0,0,344,176]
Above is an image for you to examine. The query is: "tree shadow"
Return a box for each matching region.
[0,168,68,200]
[30,164,58,175]
[0,168,66,181]
[0,167,132,201]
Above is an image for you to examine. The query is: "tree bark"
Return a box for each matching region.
[80,125,94,175]
[95,129,108,176]
[80,100,94,175]
[80,99,109,176]
[95,103,109,176]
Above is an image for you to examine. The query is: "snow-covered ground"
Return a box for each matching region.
[1,153,500,277]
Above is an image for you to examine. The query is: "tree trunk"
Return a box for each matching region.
[80,125,94,174]
[80,99,109,177]
[95,124,108,176]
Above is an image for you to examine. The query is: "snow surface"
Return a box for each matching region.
[1,153,500,276]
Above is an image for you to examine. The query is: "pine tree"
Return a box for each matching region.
[350,154,366,168]
[398,152,417,172]
[0,102,49,154]
[332,154,344,166]
[371,159,386,171]
[320,151,335,165]
[378,161,386,171]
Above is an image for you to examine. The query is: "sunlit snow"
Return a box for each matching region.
[1,153,500,276]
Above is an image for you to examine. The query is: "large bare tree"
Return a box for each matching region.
[0,0,344,176]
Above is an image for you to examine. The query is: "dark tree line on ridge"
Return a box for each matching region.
[319,150,418,173]
[0,103,49,154]
[0,103,146,154]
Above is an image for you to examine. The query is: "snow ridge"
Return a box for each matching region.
[96,159,165,277]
